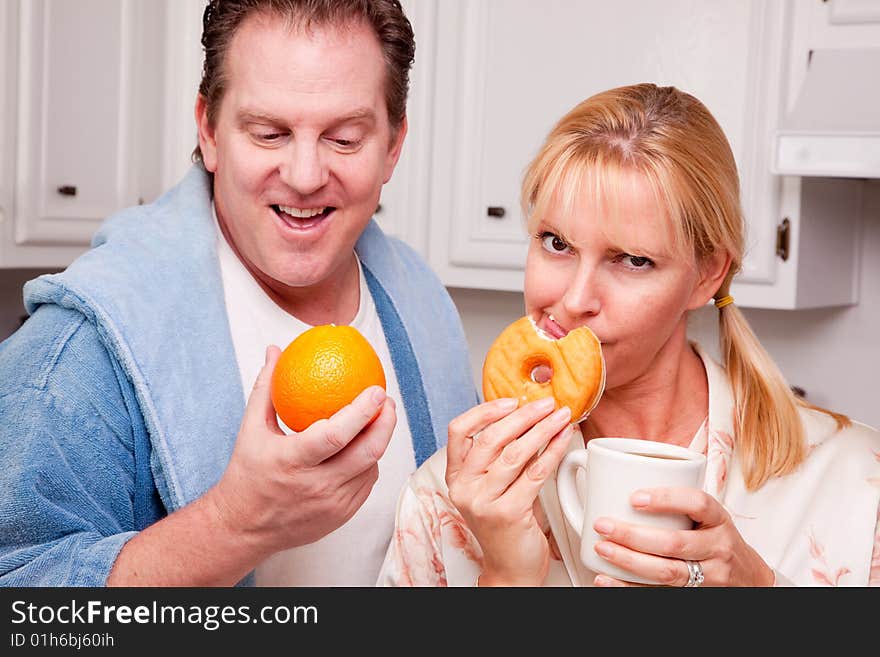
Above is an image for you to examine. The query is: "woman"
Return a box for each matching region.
[377,84,880,587]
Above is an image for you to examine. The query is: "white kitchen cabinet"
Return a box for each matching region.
[422,0,868,309]
[0,0,167,269]
[3,0,869,311]
[372,0,435,258]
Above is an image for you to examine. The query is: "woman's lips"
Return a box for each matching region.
[540,313,606,344]
[541,314,568,339]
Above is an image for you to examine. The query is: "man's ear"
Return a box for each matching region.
[195,95,219,173]
[688,250,733,310]
[383,115,408,184]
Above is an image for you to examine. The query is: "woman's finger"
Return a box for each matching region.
[591,518,704,562]
[446,398,518,484]
[500,420,575,506]
[591,540,696,587]
[594,574,642,587]
[629,487,727,528]
[461,397,558,477]
[481,406,571,497]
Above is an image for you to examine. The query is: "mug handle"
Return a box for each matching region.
[557,449,589,538]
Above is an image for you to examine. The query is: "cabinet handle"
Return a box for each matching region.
[776,218,790,262]
[487,206,506,218]
[57,185,77,196]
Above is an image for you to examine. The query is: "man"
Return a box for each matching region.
[0,0,475,586]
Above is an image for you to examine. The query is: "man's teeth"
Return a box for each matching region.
[277,205,326,218]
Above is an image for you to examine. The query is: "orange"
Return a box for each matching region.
[270,324,386,432]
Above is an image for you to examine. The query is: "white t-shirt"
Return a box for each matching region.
[215,214,416,586]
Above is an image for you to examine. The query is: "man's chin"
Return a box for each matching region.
[267,260,350,293]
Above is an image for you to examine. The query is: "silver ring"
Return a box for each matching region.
[684,560,704,587]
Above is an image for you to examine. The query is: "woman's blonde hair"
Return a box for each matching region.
[521,83,849,490]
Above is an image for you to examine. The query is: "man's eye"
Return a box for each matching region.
[539,232,570,253]
[255,132,284,143]
[328,137,361,150]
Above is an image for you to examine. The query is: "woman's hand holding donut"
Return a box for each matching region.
[445,397,573,587]
[589,487,775,587]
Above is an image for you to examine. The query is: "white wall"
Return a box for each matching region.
[448,180,880,430]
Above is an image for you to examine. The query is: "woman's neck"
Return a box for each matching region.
[580,342,708,448]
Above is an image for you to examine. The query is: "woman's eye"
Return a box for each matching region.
[540,232,570,253]
[621,254,654,269]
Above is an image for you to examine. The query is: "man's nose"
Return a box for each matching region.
[279,141,328,196]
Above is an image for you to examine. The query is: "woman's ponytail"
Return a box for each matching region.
[717,294,850,490]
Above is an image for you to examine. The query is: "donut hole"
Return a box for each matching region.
[529,363,553,384]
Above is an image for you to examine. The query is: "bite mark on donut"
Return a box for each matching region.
[527,315,556,342]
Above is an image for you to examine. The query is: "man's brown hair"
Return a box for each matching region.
[193,0,415,162]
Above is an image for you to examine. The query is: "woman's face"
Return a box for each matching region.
[523,169,719,391]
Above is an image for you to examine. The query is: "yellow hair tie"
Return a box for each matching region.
[714,295,734,309]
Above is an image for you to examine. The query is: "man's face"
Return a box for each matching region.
[197,13,406,293]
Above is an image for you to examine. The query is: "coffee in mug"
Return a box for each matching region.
[556,437,706,584]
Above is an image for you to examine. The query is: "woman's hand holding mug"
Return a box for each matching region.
[557,438,705,585]
[558,437,774,586]
[588,485,776,587]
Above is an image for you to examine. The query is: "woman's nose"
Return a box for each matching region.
[561,264,602,318]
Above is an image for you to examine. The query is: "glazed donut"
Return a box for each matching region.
[482,316,605,422]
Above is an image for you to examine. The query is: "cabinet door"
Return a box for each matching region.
[371,0,436,258]
[160,0,206,191]
[2,0,165,267]
[0,1,14,254]
[428,0,787,296]
[787,0,880,106]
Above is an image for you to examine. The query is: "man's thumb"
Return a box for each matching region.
[247,344,283,428]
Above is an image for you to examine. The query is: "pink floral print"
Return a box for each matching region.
[870,450,880,585]
[870,450,880,488]
[706,429,735,496]
[380,485,483,586]
[429,489,482,565]
[808,529,851,586]
[871,506,880,587]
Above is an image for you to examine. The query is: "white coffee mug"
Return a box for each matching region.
[557,437,706,584]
